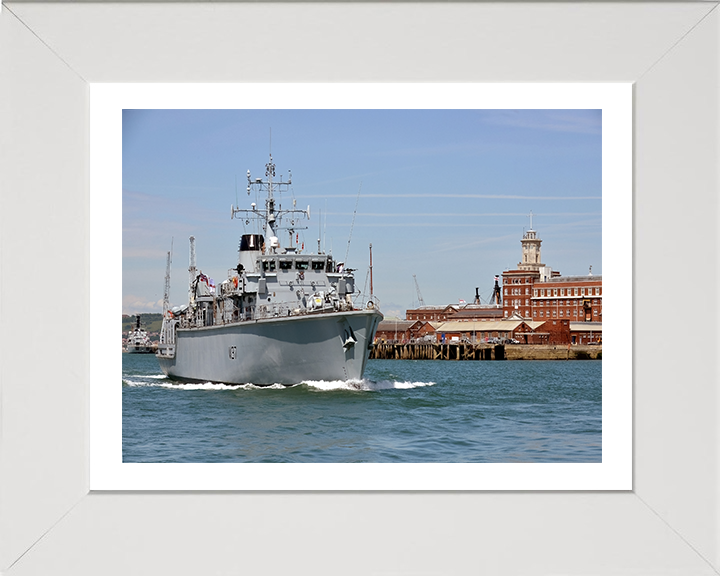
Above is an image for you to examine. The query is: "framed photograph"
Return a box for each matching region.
[2,2,718,574]
[94,83,630,491]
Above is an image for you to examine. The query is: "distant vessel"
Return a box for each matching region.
[156,155,383,385]
[126,315,153,354]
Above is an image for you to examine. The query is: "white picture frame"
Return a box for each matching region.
[2,2,718,574]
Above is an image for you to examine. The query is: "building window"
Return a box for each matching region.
[553,289,558,296]
[560,310,564,317]
[553,310,557,317]
[533,310,537,317]
[574,288,578,296]
[574,310,578,316]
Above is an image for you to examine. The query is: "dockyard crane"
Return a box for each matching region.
[491,275,502,306]
[413,275,426,307]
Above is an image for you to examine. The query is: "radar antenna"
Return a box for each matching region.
[233,154,308,253]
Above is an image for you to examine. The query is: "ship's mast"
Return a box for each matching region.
[232,154,309,253]
[162,240,173,316]
[188,235,196,304]
[369,243,374,297]
[265,155,277,240]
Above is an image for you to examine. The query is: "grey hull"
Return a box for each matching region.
[156,309,382,385]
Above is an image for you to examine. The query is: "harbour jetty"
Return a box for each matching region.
[370,342,601,361]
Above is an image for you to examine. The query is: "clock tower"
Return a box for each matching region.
[518,214,544,271]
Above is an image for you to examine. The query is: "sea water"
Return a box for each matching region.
[122,354,601,463]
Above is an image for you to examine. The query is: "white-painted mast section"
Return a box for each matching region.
[162,241,172,316]
[158,240,177,357]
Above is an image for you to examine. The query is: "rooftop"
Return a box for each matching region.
[539,275,602,283]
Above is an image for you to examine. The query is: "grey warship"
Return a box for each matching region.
[156,155,383,385]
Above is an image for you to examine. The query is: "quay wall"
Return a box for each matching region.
[370,343,601,361]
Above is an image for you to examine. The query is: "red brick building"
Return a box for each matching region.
[406,304,503,323]
[375,320,436,343]
[435,316,548,344]
[403,222,602,345]
[502,225,602,329]
[405,305,457,322]
[532,275,602,324]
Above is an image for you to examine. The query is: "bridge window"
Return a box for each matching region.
[296,261,309,271]
[279,260,292,270]
[311,260,324,271]
[262,259,276,272]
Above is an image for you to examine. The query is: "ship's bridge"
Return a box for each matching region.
[259,254,337,274]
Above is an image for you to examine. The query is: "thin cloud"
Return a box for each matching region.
[427,233,519,255]
[323,212,602,218]
[300,194,601,200]
[482,110,601,135]
[122,294,164,315]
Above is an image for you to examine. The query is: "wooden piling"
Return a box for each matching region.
[370,342,601,361]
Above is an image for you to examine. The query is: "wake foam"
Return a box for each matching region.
[302,379,435,392]
[123,376,435,392]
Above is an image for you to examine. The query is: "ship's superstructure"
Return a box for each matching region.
[156,155,382,385]
[126,315,153,354]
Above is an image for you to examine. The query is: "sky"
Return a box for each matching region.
[123,109,602,318]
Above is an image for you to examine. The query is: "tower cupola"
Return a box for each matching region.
[518,212,544,271]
